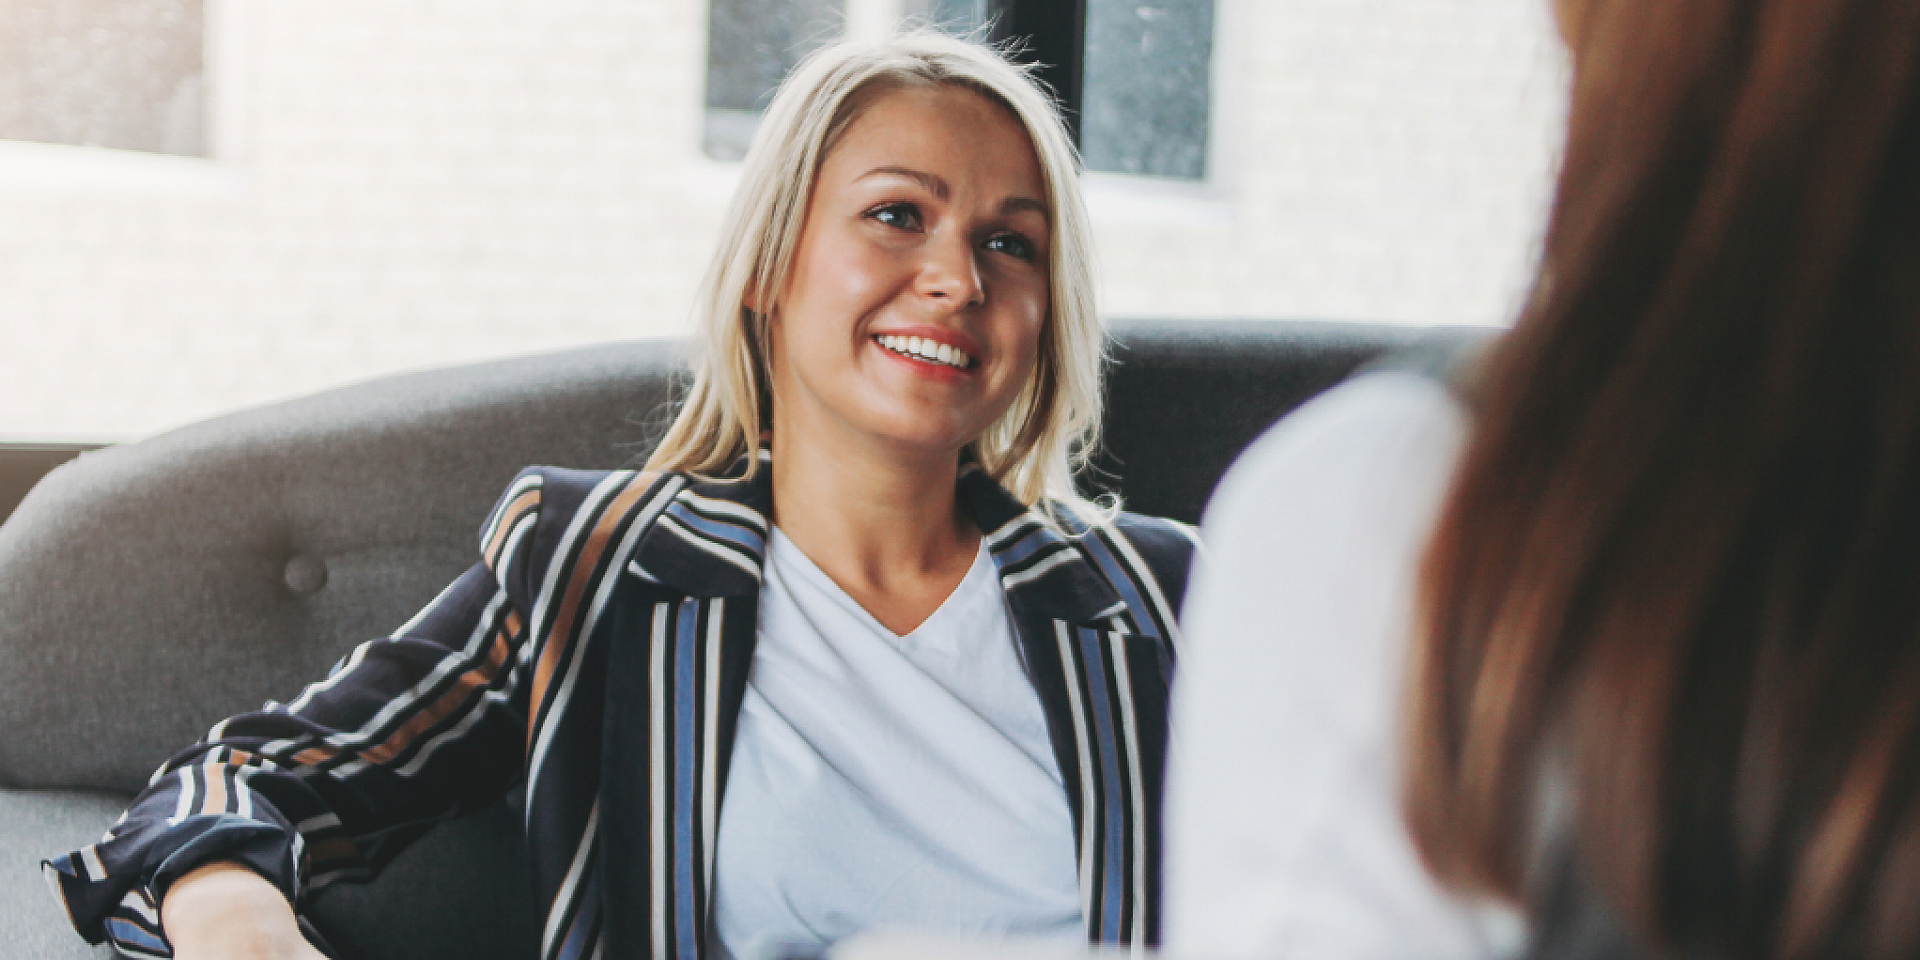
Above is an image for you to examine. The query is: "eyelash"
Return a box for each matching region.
[865,202,1038,263]
[983,233,1036,262]
[868,202,922,231]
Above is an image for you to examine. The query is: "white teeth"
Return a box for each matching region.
[877,334,971,369]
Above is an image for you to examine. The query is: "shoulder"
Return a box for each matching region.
[494,465,672,511]
[481,466,671,539]
[1105,510,1201,594]
[1249,369,1465,464]
[1164,374,1502,959]
[1192,372,1468,631]
[1207,371,1468,536]
[1043,500,1201,640]
[479,466,672,581]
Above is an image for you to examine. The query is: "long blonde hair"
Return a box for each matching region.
[645,30,1105,512]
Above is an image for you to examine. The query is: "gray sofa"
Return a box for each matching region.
[0,320,1487,960]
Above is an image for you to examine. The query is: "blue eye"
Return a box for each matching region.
[985,233,1036,262]
[868,203,922,231]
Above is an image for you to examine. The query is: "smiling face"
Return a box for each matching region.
[764,82,1051,465]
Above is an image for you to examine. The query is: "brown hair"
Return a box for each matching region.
[1405,0,1920,957]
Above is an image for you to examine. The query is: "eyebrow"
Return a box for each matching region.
[858,165,950,199]
[856,165,1050,222]
[999,196,1049,220]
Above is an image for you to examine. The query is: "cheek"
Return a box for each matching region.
[788,232,894,325]
[984,312,1047,414]
[1001,289,1049,370]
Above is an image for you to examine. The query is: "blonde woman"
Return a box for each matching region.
[46,32,1197,960]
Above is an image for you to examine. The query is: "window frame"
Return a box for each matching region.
[984,0,1090,146]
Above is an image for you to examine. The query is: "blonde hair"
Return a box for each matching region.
[645,29,1106,514]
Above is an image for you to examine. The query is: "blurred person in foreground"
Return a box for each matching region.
[43,32,1195,960]
[1166,0,1920,956]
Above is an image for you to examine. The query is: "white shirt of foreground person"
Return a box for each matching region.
[1164,372,1526,959]
[715,527,1083,960]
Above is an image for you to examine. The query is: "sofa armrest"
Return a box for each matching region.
[0,787,127,958]
[5,786,538,960]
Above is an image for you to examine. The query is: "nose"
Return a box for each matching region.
[917,231,985,309]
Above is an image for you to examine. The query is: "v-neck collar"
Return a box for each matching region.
[766,524,995,642]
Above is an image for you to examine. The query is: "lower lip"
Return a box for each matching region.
[873,338,976,383]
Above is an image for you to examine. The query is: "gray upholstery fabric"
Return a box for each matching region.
[0,320,1492,959]
[0,789,127,958]
[0,340,681,793]
[0,445,97,531]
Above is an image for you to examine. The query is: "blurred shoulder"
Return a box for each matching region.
[1109,509,1202,568]
[1108,509,1202,613]
[1206,371,1469,533]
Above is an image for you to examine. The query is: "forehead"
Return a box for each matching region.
[819,84,1046,197]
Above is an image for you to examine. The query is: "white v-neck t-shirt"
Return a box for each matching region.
[712,527,1083,960]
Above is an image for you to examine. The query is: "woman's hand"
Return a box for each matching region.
[160,862,327,960]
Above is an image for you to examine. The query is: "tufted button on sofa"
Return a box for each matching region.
[0,320,1489,960]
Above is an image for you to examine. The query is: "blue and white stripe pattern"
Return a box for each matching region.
[45,450,1197,958]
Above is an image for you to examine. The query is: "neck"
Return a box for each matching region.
[768,412,978,601]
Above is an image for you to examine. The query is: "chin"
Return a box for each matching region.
[843,392,988,451]
[884,431,976,461]
[861,415,982,461]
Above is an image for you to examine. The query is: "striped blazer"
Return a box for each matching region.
[46,452,1198,960]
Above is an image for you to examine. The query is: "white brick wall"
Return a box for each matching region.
[0,0,1566,439]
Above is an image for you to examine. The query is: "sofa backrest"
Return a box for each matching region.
[1,318,1496,794]
[0,319,1489,959]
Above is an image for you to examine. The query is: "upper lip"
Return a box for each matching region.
[870,325,985,364]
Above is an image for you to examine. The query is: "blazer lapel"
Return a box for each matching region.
[625,451,773,599]
[601,458,770,960]
[962,468,1168,949]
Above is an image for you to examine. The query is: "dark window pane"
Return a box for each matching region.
[1081,0,1212,180]
[906,0,988,33]
[0,0,204,156]
[704,0,845,160]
